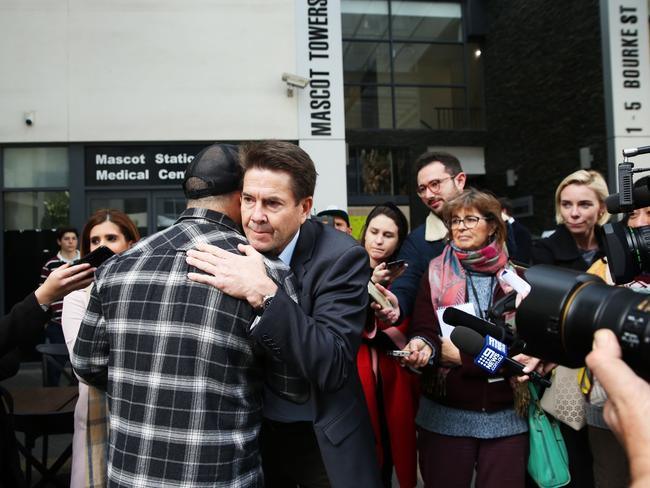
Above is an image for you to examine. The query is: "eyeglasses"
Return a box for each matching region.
[449,216,490,229]
[416,176,454,196]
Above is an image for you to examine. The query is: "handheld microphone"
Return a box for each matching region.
[442,307,519,347]
[450,326,552,388]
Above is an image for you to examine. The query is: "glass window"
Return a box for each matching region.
[390,1,462,42]
[4,191,70,230]
[394,86,466,129]
[342,1,483,131]
[156,196,185,231]
[342,0,389,40]
[347,146,409,198]
[392,43,464,84]
[343,42,392,84]
[3,147,69,188]
[345,85,393,129]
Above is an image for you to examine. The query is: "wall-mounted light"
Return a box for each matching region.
[282,72,309,97]
[24,111,35,126]
[474,49,482,58]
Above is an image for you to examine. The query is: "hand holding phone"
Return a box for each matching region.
[73,246,115,268]
[368,281,393,309]
[386,259,407,272]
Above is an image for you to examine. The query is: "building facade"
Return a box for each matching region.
[1,0,649,312]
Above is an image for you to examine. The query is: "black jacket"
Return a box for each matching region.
[531,224,604,271]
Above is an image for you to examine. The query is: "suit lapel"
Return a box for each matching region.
[290,220,316,279]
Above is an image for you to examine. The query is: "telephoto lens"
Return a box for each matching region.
[516,265,650,378]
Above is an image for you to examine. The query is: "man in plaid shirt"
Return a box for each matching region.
[72,144,302,487]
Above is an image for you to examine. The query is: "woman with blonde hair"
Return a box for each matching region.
[532,169,609,270]
[532,169,610,488]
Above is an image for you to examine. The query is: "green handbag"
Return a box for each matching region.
[527,382,571,488]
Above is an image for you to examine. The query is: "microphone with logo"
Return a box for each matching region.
[442,307,527,354]
[449,326,551,388]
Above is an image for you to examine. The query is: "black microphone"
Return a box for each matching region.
[442,307,519,347]
[450,326,552,388]
[605,183,650,213]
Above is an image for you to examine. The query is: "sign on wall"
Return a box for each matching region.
[85,145,206,186]
[295,0,348,212]
[601,0,650,182]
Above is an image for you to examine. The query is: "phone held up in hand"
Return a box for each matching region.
[73,245,115,268]
[385,259,407,272]
[368,281,393,309]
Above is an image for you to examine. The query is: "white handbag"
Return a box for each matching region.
[540,366,586,431]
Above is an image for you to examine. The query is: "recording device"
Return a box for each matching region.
[311,214,335,226]
[450,326,551,387]
[386,259,407,271]
[605,145,650,213]
[598,145,650,284]
[516,265,650,378]
[73,246,115,268]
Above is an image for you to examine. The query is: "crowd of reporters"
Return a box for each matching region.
[1,145,650,488]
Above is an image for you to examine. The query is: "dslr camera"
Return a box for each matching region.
[515,145,650,377]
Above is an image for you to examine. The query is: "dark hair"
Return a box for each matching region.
[239,140,317,202]
[360,202,409,262]
[415,151,463,178]
[80,209,141,256]
[56,227,78,240]
[442,189,507,247]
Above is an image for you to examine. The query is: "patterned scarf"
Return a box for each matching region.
[428,240,510,309]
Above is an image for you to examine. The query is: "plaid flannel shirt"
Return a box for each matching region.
[72,208,303,488]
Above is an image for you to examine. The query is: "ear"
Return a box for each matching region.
[454,172,467,191]
[299,196,314,224]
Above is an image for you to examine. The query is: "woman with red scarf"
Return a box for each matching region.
[403,189,528,488]
[357,202,419,488]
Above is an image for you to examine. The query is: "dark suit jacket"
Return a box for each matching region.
[252,220,382,488]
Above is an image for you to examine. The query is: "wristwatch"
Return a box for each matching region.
[254,293,275,316]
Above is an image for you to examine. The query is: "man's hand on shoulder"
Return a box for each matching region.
[186,242,277,308]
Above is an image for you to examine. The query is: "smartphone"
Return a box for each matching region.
[386,259,407,271]
[368,281,393,309]
[73,246,115,268]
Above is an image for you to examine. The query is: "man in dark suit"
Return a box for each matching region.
[187,140,381,488]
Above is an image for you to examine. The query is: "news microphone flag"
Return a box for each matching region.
[474,335,508,374]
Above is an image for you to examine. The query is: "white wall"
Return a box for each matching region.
[0,0,299,142]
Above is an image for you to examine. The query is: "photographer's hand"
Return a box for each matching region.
[586,329,650,487]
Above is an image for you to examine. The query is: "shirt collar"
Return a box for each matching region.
[278,229,301,265]
[424,212,448,242]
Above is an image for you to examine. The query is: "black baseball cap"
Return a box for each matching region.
[317,205,350,226]
[182,143,242,199]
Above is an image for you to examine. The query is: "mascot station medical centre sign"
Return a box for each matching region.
[85,145,206,186]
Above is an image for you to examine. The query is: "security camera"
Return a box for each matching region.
[24,112,35,126]
[282,73,309,88]
[282,73,309,97]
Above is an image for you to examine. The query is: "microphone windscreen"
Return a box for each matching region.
[450,326,484,356]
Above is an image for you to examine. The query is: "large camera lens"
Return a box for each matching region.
[602,222,650,284]
[516,265,650,376]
